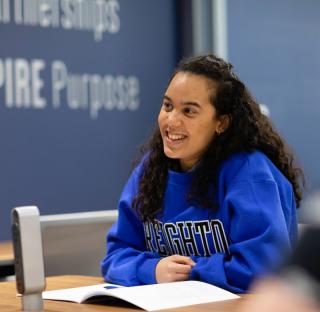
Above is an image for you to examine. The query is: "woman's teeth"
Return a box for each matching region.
[167,132,186,140]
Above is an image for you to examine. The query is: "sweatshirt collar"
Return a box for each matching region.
[168,169,194,185]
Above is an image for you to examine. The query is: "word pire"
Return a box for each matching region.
[0,58,140,119]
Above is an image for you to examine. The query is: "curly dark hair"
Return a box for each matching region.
[133,54,304,220]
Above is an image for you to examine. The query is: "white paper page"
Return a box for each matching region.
[42,283,121,303]
[106,281,240,311]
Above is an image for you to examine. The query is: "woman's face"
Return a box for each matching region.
[158,72,224,171]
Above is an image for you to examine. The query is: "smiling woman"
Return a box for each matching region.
[158,72,227,171]
[101,54,305,293]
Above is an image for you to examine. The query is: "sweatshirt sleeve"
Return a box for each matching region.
[190,180,295,293]
[101,166,161,286]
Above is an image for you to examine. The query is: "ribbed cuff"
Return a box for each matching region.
[137,257,161,284]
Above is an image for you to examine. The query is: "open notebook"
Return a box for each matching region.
[42,280,240,311]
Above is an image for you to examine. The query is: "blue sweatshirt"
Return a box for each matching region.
[101,151,298,293]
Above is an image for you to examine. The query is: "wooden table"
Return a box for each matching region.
[0,275,243,311]
[0,241,14,277]
[0,241,13,264]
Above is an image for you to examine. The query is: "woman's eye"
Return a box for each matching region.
[184,107,195,115]
[163,102,173,111]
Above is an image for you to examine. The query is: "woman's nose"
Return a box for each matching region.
[167,111,182,127]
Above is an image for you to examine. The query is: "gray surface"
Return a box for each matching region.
[40,210,118,277]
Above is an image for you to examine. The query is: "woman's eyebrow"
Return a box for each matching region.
[163,95,201,108]
[163,95,172,102]
[181,101,201,108]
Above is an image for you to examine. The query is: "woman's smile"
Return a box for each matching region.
[165,130,188,146]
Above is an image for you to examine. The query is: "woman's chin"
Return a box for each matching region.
[163,148,181,160]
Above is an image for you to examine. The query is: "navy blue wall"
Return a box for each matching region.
[1,0,319,240]
[228,0,320,197]
[0,0,178,240]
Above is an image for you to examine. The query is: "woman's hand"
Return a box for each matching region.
[156,255,195,283]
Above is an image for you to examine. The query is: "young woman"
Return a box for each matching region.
[101,54,304,293]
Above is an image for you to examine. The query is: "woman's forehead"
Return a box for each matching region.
[166,72,218,101]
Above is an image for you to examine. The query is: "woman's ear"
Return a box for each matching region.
[218,114,231,134]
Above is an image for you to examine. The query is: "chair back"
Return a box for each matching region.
[40,210,118,276]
